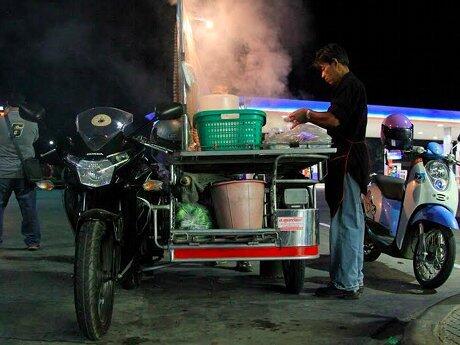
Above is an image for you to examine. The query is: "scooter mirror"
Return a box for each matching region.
[19,102,46,123]
[427,142,443,157]
[156,102,184,121]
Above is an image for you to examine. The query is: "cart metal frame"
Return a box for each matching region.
[150,148,335,262]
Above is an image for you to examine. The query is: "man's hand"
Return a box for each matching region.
[285,108,310,129]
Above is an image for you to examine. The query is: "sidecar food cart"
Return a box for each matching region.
[148,108,335,293]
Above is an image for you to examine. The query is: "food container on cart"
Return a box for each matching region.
[197,94,240,111]
[194,109,266,151]
[210,179,265,229]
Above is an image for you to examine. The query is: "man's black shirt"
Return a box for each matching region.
[325,72,369,216]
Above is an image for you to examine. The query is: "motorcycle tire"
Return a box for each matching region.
[413,227,456,290]
[74,220,115,340]
[282,259,305,294]
[364,231,381,262]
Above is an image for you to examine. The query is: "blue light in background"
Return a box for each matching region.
[144,112,157,121]
[243,97,460,122]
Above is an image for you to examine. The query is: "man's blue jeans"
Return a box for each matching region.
[329,173,364,292]
[0,178,41,246]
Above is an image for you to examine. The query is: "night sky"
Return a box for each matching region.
[0,0,175,129]
[293,1,459,111]
[0,0,458,132]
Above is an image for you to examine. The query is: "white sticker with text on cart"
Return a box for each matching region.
[278,216,305,231]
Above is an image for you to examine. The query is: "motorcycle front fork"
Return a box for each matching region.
[417,222,427,261]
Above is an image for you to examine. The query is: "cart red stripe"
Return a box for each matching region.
[173,245,319,260]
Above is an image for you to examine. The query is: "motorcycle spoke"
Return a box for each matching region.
[416,229,447,281]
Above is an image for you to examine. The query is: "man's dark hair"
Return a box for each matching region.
[7,92,26,107]
[314,43,350,67]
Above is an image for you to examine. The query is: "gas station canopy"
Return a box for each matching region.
[244,97,460,141]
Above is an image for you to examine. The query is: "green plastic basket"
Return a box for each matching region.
[194,109,266,151]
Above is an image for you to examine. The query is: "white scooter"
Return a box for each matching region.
[363,135,459,289]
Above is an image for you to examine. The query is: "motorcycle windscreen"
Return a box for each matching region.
[76,107,133,151]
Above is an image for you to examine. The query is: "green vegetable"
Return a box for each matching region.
[176,203,213,230]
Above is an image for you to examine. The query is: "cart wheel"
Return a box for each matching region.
[282,259,305,294]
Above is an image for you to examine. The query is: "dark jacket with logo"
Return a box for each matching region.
[0,109,39,178]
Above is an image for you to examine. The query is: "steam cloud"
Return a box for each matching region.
[181,0,312,98]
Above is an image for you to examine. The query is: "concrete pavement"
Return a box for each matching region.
[0,190,459,344]
[403,294,460,345]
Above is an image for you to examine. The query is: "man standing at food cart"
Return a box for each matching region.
[286,43,369,299]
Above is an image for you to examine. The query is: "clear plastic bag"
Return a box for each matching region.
[264,123,331,146]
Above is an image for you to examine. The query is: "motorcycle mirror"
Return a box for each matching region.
[457,134,460,142]
[155,102,184,121]
[19,102,46,123]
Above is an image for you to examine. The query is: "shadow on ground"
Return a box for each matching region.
[0,269,83,343]
[306,254,436,295]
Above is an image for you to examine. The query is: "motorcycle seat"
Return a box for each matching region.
[372,174,405,201]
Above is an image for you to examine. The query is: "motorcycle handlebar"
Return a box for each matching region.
[131,135,173,154]
[402,147,460,165]
[402,146,425,155]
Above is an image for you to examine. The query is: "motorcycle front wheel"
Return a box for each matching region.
[74,220,115,340]
[413,227,456,290]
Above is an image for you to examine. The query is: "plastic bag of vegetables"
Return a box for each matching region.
[175,202,213,230]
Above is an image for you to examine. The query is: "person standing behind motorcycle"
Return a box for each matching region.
[0,93,41,250]
[286,43,369,299]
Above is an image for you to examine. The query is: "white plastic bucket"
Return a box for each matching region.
[197,94,239,111]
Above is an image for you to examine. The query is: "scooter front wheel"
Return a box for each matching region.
[413,227,456,290]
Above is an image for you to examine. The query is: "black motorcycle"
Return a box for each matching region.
[19,102,183,340]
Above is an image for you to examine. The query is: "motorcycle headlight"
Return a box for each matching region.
[77,160,115,187]
[65,155,115,187]
[426,160,449,191]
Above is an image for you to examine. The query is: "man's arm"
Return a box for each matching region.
[308,109,340,128]
[287,108,340,129]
